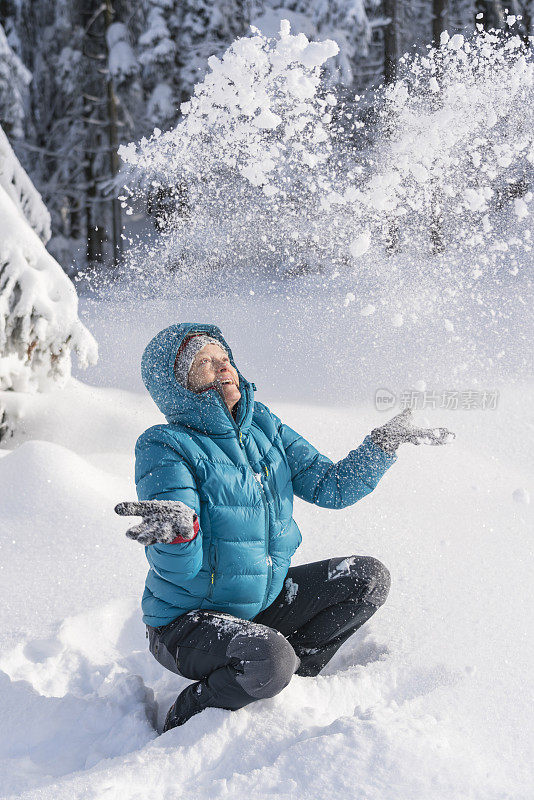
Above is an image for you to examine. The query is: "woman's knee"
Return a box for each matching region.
[358,556,391,606]
[328,555,391,606]
[228,628,299,700]
[147,625,182,674]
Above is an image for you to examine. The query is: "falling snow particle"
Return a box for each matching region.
[284,577,299,603]
[349,231,371,259]
[448,34,465,51]
[512,488,530,505]
[513,198,528,220]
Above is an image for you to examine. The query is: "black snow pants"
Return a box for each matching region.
[147,555,390,726]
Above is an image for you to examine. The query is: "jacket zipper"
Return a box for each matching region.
[256,469,272,609]
[208,542,218,598]
[244,446,271,609]
[215,395,272,608]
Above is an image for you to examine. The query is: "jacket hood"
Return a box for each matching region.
[141,322,256,435]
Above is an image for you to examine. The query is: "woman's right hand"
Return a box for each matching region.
[114,500,199,545]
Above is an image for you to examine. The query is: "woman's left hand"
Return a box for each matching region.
[371,408,456,453]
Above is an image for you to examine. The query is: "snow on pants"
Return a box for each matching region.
[147,555,390,723]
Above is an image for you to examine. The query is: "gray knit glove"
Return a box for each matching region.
[371,408,455,453]
[114,500,199,545]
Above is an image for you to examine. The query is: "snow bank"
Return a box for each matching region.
[0,652,156,795]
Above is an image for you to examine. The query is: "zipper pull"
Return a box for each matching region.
[264,465,269,477]
[238,430,244,448]
[211,571,215,584]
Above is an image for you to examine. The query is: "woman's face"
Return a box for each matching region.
[187,343,241,412]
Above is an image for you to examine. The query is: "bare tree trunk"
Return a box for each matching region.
[0,2,11,27]
[476,0,505,30]
[0,402,10,444]
[432,0,449,46]
[384,218,401,254]
[520,1,532,45]
[383,0,402,251]
[384,0,402,84]
[70,200,81,239]
[429,182,444,254]
[103,0,122,266]
[430,0,449,254]
[85,153,104,263]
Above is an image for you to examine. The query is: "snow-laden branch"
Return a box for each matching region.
[0,127,51,243]
[0,183,98,390]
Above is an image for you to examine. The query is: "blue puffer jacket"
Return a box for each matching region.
[136,322,397,628]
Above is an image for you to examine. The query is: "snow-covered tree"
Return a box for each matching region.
[5,0,138,270]
[0,21,30,138]
[138,0,179,128]
[177,0,248,97]
[137,0,248,131]
[6,1,90,267]
[0,123,50,242]
[447,0,531,33]
[107,21,138,85]
[0,126,97,441]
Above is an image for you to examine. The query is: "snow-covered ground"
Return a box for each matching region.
[1,283,533,798]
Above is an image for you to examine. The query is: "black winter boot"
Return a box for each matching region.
[162,680,209,733]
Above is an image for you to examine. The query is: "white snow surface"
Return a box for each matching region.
[0,301,533,798]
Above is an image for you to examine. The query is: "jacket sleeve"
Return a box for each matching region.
[269,411,398,509]
[135,427,203,582]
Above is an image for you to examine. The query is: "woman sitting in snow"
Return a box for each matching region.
[116,323,454,733]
